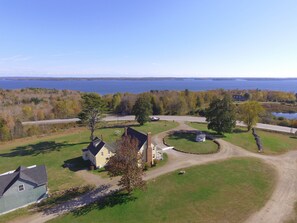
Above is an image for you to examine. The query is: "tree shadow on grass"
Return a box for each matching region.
[0,141,88,158]
[71,191,137,217]
[43,184,115,215]
[102,123,140,129]
[169,132,197,142]
[63,156,91,172]
[170,130,225,140]
[233,128,248,134]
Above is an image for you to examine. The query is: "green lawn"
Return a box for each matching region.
[164,132,218,154]
[0,121,177,222]
[133,120,178,135]
[50,158,276,223]
[0,121,177,192]
[188,122,297,155]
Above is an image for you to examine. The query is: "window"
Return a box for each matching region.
[101,152,104,156]
[18,184,24,192]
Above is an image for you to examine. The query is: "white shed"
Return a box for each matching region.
[196,132,206,142]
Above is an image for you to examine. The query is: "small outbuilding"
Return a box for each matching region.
[196,131,206,142]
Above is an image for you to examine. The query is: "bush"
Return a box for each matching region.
[143,163,150,171]
[278,120,290,127]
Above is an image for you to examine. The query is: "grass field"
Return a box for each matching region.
[188,122,297,155]
[164,132,218,154]
[50,158,276,223]
[0,121,178,192]
[0,121,177,222]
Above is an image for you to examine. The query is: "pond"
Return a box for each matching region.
[272,112,297,120]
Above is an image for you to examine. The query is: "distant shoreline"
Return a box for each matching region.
[1,77,297,81]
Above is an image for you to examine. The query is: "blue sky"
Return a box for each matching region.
[0,0,296,77]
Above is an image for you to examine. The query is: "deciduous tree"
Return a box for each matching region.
[132,94,152,125]
[106,135,145,194]
[0,117,10,141]
[238,101,264,131]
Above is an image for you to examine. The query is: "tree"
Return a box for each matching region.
[22,105,33,120]
[238,101,264,131]
[0,117,10,141]
[151,96,163,115]
[132,94,152,125]
[111,93,122,111]
[205,95,236,134]
[14,119,24,139]
[106,135,146,194]
[78,93,105,140]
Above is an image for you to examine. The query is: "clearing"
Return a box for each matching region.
[164,132,218,154]
[49,158,276,223]
[188,122,297,155]
[0,121,177,222]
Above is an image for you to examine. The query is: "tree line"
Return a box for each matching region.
[1,88,297,142]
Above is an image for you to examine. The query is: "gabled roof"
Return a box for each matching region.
[86,137,106,156]
[0,165,47,197]
[123,127,148,150]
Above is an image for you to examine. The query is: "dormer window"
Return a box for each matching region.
[18,184,25,192]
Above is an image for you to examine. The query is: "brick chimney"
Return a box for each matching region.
[146,132,153,166]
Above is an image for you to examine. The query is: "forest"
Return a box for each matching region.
[0,88,297,141]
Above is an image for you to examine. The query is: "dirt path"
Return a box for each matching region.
[244,151,297,223]
[8,121,297,223]
[152,121,297,223]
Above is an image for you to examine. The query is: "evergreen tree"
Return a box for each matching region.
[205,95,236,134]
[151,96,162,115]
[78,93,106,140]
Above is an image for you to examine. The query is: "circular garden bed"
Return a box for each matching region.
[164,131,219,154]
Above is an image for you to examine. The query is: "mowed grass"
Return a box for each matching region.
[50,158,276,223]
[188,122,297,155]
[133,120,178,135]
[164,133,218,154]
[0,121,177,193]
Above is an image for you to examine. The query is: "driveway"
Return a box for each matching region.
[9,121,297,223]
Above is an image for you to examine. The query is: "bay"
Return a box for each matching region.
[272,112,297,120]
[0,78,296,95]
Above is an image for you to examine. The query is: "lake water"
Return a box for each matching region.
[0,78,296,95]
[272,112,297,120]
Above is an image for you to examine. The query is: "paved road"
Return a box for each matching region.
[23,115,297,134]
[22,118,80,125]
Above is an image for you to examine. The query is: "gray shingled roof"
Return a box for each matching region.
[86,137,106,156]
[123,127,148,150]
[0,165,47,197]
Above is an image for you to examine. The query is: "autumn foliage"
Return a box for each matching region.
[106,135,146,194]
